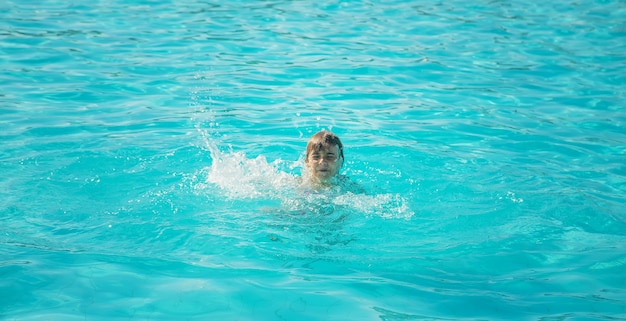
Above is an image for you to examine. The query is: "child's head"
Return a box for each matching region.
[304,130,344,183]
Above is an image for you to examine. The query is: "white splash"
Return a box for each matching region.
[207,149,297,199]
[201,133,414,220]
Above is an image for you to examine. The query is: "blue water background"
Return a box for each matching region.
[1,0,625,320]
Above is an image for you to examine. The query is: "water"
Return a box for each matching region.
[1,0,625,320]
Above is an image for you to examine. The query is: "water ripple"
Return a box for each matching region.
[2,0,626,320]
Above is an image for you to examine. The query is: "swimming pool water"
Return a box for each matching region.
[1,0,625,320]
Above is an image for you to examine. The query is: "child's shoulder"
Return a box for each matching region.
[338,175,365,194]
[296,175,364,194]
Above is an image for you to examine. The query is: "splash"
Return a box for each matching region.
[333,192,415,220]
[199,130,414,220]
[207,148,298,200]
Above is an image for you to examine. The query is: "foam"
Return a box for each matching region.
[202,134,414,220]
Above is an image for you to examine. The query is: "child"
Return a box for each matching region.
[301,130,363,193]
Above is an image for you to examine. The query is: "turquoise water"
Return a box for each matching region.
[1,0,625,320]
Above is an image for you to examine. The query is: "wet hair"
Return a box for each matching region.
[305,130,344,164]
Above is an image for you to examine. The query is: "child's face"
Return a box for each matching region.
[306,144,343,182]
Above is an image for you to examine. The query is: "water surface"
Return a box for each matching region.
[1,0,625,320]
